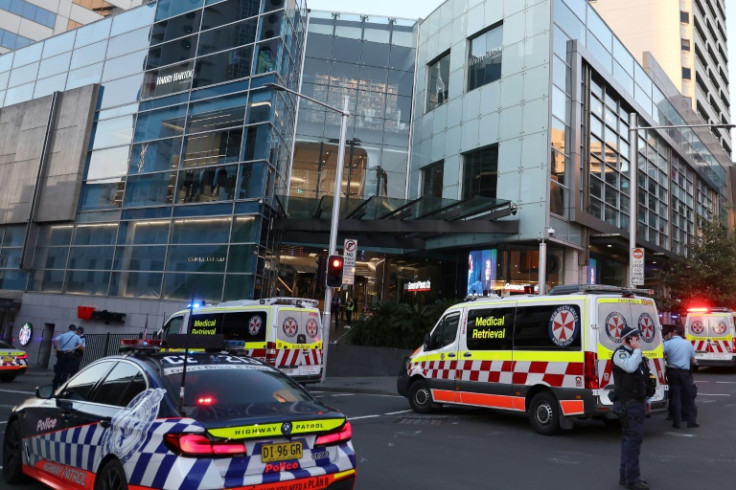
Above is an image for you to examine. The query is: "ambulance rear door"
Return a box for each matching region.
[275,306,323,379]
[221,308,268,361]
[596,296,665,407]
[686,312,735,364]
[455,303,515,409]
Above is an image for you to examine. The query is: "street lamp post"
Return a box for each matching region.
[266,82,349,383]
[627,113,734,288]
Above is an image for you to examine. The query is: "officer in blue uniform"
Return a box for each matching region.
[52,324,83,390]
[612,325,650,490]
[664,325,698,428]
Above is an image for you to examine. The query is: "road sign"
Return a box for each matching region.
[343,238,357,285]
[631,247,644,286]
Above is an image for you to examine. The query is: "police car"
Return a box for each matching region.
[0,340,27,382]
[2,339,356,489]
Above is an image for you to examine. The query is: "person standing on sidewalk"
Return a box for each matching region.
[330,293,341,330]
[70,326,86,376]
[664,325,698,429]
[52,324,83,390]
[612,325,651,490]
[345,297,355,325]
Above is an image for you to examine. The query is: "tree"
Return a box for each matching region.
[655,219,736,311]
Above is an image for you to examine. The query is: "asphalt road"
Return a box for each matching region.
[2,368,736,489]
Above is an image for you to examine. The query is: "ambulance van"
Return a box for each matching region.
[397,285,668,434]
[160,297,324,383]
[684,306,736,368]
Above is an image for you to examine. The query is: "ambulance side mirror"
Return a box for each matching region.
[423,333,431,350]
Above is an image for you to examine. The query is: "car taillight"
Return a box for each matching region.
[584,351,599,390]
[17,353,27,360]
[266,341,277,366]
[315,421,352,447]
[164,433,246,457]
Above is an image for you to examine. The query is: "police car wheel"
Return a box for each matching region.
[528,392,560,435]
[2,420,26,484]
[408,380,434,414]
[95,458,128,490]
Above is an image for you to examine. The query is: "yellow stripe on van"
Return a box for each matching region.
[597,298,656,306]
[459,351,513,361]
[512,351,582,362]
[276,340,323,349]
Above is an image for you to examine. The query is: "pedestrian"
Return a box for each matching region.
[70,326,86,376]
[52,324,83,390]
[612,325,651,490]
[345,297,355,324]
[330,293,341,330]
[664,325,699,429]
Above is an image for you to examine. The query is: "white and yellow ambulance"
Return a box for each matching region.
[397,285,668,434]
[160,297,323,383]
[684,306,736,368]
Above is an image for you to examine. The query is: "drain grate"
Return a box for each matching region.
[395,416,453,426]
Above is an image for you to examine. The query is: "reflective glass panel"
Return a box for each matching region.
[468,24,503,91]
[75,17,112,48]
[171,217,231,244]
[166,245,227,273]
[193,46,253,88]
[33,247,69,270]
[426,52,449,111]
[151,10,202,45]
[110,3,156,36]
[142,61,195,98]
[34,74,67,98]
[11,42,42,67]
[74,224,118,245]
[102,50,148,82]
[99,73,145,109]
[187,94,246,133]
[237,162,266,198]
[226,244,255,272]
[124,172,175,206]
[181,130,243,167]
[243,124,270,161]
[65,270,110,295]
[38,52,72,79]
[68,246,115,270]
[155,0,204,22]
[109,271,162,298]
[202,0,260,30]
[134,105,187,142]
[42,31,75,58]
[198,17,258,56]
[113,245,166,270]
[230,215,257,242]
[176,165,238,201]
[91,116,135,150]
[108,27,153,59]
[117,220,170,245]
[87,146,130,180]
[4,83,34,105]
[8,62,39,87]
[78,180,125,210]
[163,272,223,302]
[67,62,103,90]
[145,35,197,70]
[71,40,107,70]
[130,138,183,173]
[259,10,283,41]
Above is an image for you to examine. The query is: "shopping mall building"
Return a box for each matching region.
[0,0,731,359]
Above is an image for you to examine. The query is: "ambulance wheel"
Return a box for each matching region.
[95,458,128,490]
[528,392,560,435]
[408,380,434,414]
[2,420,27,484]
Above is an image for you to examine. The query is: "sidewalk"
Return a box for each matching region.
[24,365,399,397]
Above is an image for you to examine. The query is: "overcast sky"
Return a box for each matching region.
[308,0,736,160]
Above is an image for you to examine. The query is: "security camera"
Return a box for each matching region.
[547,227,555,235]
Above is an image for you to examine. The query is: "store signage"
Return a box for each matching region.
[406,280,431,292]
[18,322,32,346]
[156,69,194,86]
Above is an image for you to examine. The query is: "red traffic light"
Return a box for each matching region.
[326,254,344,287]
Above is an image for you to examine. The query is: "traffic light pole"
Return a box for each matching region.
[321,95,349,383]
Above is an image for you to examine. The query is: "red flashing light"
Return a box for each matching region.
[326,254,344,288]
[687,307,710,313]
[17,353,27,360]
[315,421,352,447]
[196,395,215,406]
[164,433,246,457]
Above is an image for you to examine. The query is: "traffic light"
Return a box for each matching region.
[326,255,344,287]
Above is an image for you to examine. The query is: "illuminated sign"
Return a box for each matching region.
[155,69,194,86]
[406,280,431,292]
[18,322,32,346]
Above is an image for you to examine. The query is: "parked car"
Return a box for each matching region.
[0,340,27,382]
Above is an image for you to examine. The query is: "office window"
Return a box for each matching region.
[422,160,444,198]
[681,38,690,51]
[426,51,449,112]
[682,67,691,80]
[468,24,503,91]
[680,11,689,23]
[463,144,498,199]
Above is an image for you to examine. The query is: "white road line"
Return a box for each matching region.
[385,409,412,415]
[697,393,730,396]
[715,381,736,384]
[348,414,381,421]
[0,388,33,395]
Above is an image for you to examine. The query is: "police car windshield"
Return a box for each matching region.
[160,355,312,417]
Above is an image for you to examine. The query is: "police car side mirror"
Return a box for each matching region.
[56,398,73,411]
[36,385,54,399]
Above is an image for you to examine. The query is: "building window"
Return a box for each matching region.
[422,160,444,198]
[427,51,450,112]
[468,23,503,91]
[681,38,691,51]
[680,11,689,23]
[682,67,691,80]
[462,144,498,199]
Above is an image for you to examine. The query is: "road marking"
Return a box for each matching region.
[0,404,17,408]
[0,388,33,395]
[385,409,412,415]
[348,414,381,421]
[715,381,736,384]
[697,393,730,396]
[667,431,695,438]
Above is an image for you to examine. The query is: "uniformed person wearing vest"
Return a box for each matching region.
[612,325,650,490]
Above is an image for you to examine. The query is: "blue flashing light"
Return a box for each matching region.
[187,300,205,309]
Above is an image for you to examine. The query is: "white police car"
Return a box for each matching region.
[2,339,356,489]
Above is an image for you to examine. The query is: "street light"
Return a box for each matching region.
[627,114,735,288]
[265,82,350,383]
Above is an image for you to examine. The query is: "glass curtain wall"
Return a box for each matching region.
[0,0,307,302]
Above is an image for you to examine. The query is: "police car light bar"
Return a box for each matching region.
[120,338,163,353]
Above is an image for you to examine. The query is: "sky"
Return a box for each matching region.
[308,0,736,158]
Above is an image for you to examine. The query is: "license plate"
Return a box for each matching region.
[1,356,13,362]
[261,441,303,463]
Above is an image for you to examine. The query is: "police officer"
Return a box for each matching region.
[664,325,699,428]
[52,324,83,390]
[70,326,86,376]
[612,325,650,490]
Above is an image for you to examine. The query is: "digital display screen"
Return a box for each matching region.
[467,249,497,296]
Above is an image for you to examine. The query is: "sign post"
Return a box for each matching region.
[342,238,357,285]
[631,248,644,286]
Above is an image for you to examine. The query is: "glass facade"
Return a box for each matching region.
[0,0,307,303]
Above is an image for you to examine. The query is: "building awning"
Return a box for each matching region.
[272,195,519,251]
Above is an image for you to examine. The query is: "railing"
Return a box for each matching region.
[80,333,142,368]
